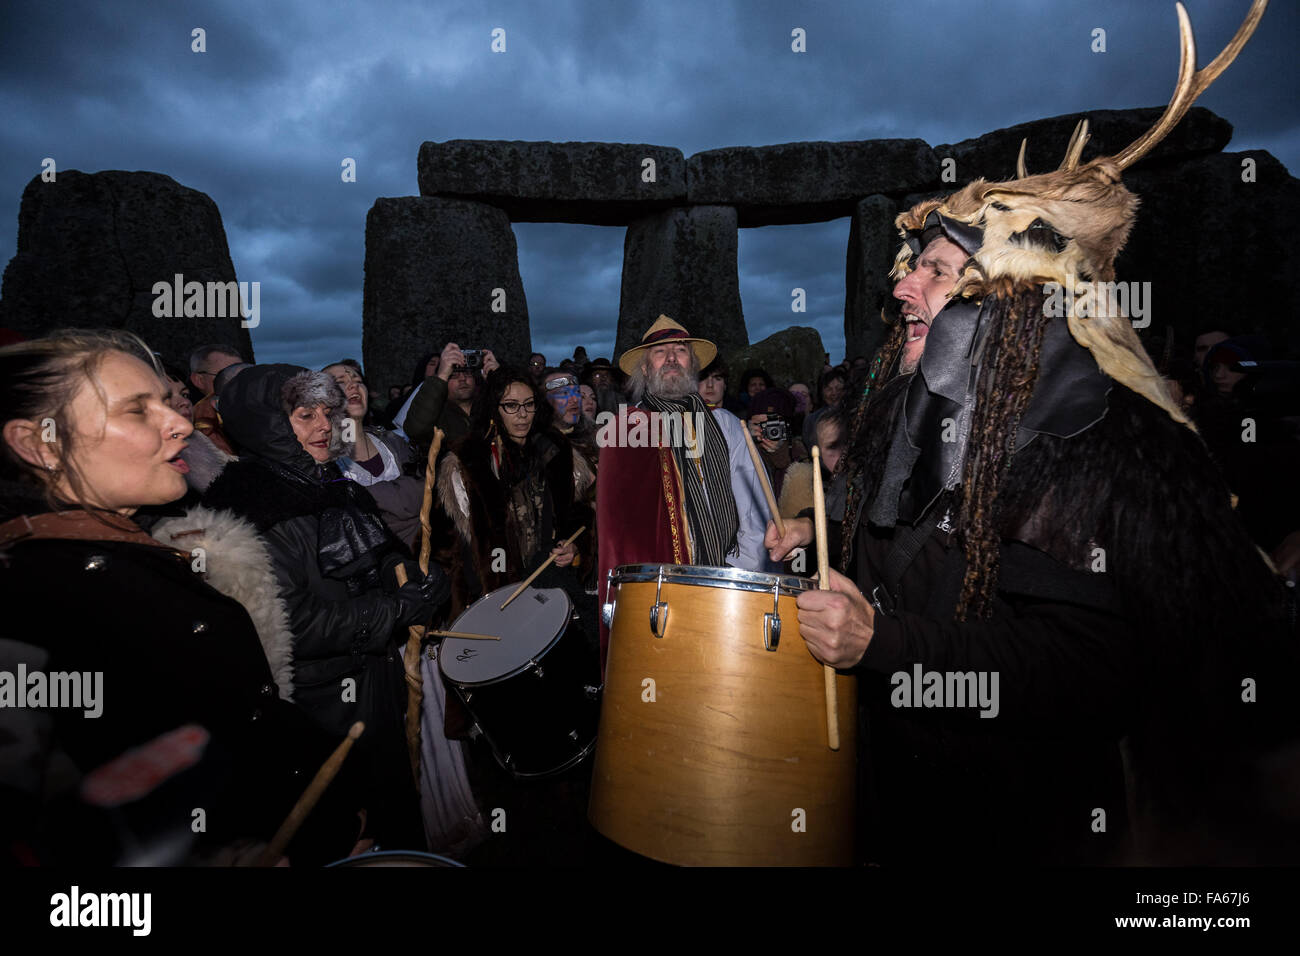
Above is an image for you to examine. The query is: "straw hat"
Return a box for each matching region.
[618,314,717,375]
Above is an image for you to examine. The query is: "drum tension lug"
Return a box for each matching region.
[763,612,781,651]
[650,566,669,638]
[530,659,545,679]
[763,581,781,651]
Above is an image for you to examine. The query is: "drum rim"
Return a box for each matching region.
[609,563,816,595]
[326,849,465,867]
[439,583,574,686]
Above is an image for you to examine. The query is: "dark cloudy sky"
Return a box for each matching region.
[1,0,1295,375]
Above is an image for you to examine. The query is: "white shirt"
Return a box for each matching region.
[390,382,422,440]
[711,408,779,574]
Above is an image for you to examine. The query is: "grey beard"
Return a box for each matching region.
[648,364,698,400]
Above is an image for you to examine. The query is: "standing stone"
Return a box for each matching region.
[1120,149,1300,356]
[0,170,253,363]
[363,197,530,394]
[418,140,686,226]
[844,195,901,361]
[725,327,826,392]
[617,206,746,360]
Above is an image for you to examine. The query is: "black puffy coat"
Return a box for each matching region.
[202,365,422,846]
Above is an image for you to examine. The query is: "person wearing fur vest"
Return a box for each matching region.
[201,363,448,849]
[437,366,595,639]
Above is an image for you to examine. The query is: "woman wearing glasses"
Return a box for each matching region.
[436,366,593,617]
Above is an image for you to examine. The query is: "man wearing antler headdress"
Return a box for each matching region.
[768,0,1299,864]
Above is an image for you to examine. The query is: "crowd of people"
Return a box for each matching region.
[3,302,1295,865]
[0,320,888,865]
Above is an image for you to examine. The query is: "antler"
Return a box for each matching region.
[1059,119,1090,171]
[1113,0,1269,171]
[1016,139,1028,178]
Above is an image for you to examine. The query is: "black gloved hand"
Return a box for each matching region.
[392,565,450,629]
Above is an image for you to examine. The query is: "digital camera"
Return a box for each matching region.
[760,417,788,443]
[460,349,482,369]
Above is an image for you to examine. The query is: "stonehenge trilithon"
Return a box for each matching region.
[3,107,1294,382]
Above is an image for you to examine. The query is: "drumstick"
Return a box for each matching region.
[499,525,587,610]
[258,722,364,866]
[401,426,445,788]
[741,421,785,538]
[417,427,445,573]
[812,446,841,752]
[427,629,501,641]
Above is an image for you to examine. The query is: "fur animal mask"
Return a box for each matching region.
[890,0,1268,426]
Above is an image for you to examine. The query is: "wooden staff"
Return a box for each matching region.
[396,427,445,787]
[499,526,587,611]
[258,722,364,866]
[812,446,841,752]
[741,421,785,538]
[427,629,500,641]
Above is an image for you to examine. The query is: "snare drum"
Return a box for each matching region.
[439,583,599,778]
[589,564,857,866]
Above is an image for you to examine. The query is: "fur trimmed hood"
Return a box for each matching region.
[150,504,295,699]
[179,429,235,495]
[217,364,351,475]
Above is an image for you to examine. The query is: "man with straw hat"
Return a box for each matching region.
[595,315,774,667]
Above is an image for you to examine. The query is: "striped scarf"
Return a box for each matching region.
[641,391,738,565]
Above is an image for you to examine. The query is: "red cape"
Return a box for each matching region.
[596,407,690,674]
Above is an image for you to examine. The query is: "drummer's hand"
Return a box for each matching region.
[765,516,813,563]
[551,540,577,567]
[795,567,874,668]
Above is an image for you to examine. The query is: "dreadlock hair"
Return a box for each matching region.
[838,317,909,571]
[954,283,1053,621]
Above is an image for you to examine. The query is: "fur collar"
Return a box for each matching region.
[150,504,295,699]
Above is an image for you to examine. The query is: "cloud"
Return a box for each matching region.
[0,0,1293,372]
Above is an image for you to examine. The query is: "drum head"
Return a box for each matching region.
[439,584,572,685]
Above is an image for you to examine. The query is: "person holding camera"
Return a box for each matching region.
[746,387,807,499]
[402,342,499,448]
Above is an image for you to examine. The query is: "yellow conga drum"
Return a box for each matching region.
[589,564,856,865]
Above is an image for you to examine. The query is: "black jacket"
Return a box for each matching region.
[0,484,358,865]
[201,365,422,845]
[828,384,1300,865]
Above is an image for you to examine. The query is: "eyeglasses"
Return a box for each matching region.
[499,399,537,415]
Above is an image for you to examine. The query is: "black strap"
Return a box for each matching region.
[870,513,940,616]
[883,519,934,596]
